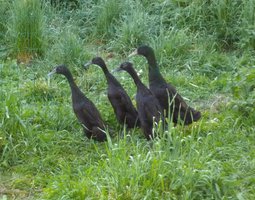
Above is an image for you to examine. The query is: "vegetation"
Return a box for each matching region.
[0,0,254,199]
[9,0,45,61]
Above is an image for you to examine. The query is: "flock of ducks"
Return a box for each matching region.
[48,45,201,142]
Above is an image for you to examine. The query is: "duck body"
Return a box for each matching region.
[107,81,140,128]
[150,77,200,125]
[71,87,107,141]
[117,62,163,140]
[49,65,107,142]
[136,84,163,140]
[130,45,201,125]
[84,57,140,128]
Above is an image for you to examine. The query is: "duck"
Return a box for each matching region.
[129,45,201,125]
[84,57,140,129]
[116,61,163,140]
[48,65,107,142]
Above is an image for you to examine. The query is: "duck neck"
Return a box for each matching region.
[146,56,165,84]
[100,63,109,75]
[100,64,115,85]
[146,52,157,68]
[64,71,81,94]
[128,68,143,88]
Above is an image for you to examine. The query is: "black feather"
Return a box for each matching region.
[49,65,107,142]
[84,57,140,129]
[130,45,201,125]
[117,62,163,140]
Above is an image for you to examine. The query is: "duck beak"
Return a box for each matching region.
[48,68,56,77]
[83,61,92,69]
[128,49,138,58]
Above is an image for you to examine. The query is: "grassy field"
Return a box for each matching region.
[1,0,255,199]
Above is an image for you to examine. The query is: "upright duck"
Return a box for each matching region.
[129,45,201,125]
[48,65,107,142]
[116,62,163,140]
[84,57,140,129]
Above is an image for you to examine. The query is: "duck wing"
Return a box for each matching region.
[167,85,201,124]
[109,87,137,113]
[74,100,105,130]
[140,95,162,125]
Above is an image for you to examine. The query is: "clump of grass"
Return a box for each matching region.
[0,1,11,59]
[239,0,255,49]
[9,0,46,61]
[230,65,255,126]
[48,0,80,10]
[188,0,241,48]
[93,0,123,40]
[20,78,57,102]
[208,0,241,49]
[154,0,248,50]
[46,30,90,66]
[0,0,10,41]
[110,1,155,54]
[149,29,194,67]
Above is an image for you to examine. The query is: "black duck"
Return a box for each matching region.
[84,57,140,129]
[129,45,201,125]
[116,61,163,140]
[48,65,107,142]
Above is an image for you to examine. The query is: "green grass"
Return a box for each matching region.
[8,0,45,60]
[1,0,255,199]
[93,0,123,40]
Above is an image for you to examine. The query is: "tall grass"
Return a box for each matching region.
[9,0,45,60]
[230,64,255,126]
[239,0,255,49]
[48,0,80,9]
[149,0,253,50]
[46,30,90,66]
[110,1,157,54]
[93,0,123,40]
[0,0,11,59]
[0,1,10,40]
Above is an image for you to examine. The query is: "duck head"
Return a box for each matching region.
[83,57,106,69]
[48,64,70,76]
[128,45,154,58]
[115,61,134,73]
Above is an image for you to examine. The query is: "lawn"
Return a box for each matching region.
[0,0,255,199]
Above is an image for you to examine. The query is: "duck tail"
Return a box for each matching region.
[183,108,201,125]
